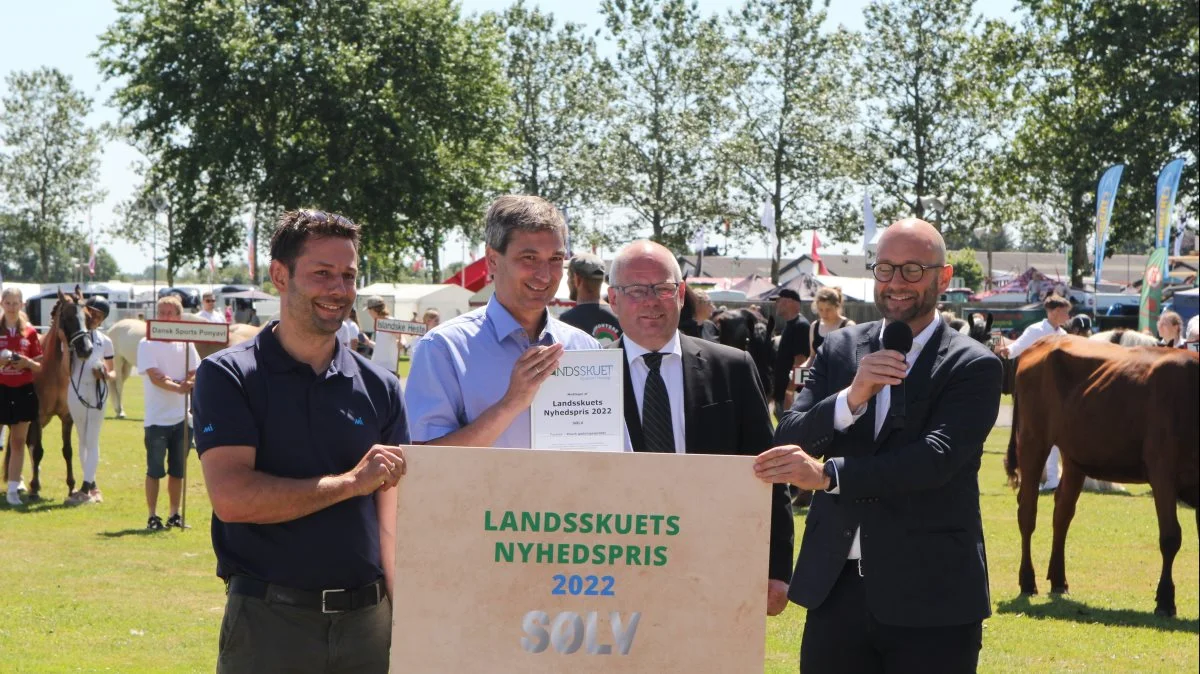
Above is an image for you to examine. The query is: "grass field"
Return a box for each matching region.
[0,376,1195,672]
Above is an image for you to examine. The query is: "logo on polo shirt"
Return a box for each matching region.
[354,417,364,426]
[201,424,214,433]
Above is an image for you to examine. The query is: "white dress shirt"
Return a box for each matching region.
[623,331,687,454]
[830,315,942,559]
[1006,318,1064,360]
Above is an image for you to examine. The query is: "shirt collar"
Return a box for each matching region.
[485,295,557,346]
[623,331,683,364]
[257,320,358,378]
[879,314,941,356]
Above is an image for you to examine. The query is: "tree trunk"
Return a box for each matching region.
[1069,191,1089,289]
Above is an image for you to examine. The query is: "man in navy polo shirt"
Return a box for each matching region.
[193,209,407,673]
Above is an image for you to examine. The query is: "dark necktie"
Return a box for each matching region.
[641,352,674,453]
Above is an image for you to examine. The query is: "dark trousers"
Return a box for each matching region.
[800,565,982,674]
[217,591,392,673]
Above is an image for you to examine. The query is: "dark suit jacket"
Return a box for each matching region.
[775,320,1001,627]
[614,334,795,582]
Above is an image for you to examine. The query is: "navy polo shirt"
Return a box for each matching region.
[192,321,408,590]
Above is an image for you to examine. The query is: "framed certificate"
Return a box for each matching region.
[531,350,625,452]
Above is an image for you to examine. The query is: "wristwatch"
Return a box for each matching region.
[822,460,839,492]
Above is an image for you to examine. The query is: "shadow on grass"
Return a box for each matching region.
[97,528,168,538]
[1,498,77,513]
[997,594,1199,634]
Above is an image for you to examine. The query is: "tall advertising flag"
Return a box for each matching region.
[1154,158,1187,251]
[1092,164,1125,287]
[1138,248,1169,334]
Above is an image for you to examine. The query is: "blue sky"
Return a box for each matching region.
[1,0,1018,273]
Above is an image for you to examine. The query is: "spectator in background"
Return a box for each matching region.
[559,253,622,345]
[1156,310,1185,348]
[365,297,399,374]
[196,292,226,323]
[1187,314,1199,349]
[348,307,374,355]
[770,288,810,419]
[421,309,440,331]
[137,295,199,530]
[223,305,233,323]
[1001,293,1071,491]
[1,287,42,506]
[337,314,362,352]
[678,286,718,343]
[803,287,854,368]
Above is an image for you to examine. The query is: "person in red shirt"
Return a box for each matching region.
[1,287,43,506]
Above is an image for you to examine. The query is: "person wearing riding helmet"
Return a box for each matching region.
[1066,314,1093,337]
[1,287,43,506]
[65,297,116,504]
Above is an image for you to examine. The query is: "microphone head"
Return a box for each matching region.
[881,321,914,354]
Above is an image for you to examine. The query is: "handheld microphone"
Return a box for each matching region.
[881,322,913,429]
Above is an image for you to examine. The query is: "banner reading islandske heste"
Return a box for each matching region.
[390,446,771,672]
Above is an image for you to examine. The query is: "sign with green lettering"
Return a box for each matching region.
[390,446,771,672]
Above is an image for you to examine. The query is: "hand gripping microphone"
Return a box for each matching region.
[880,322,913,429]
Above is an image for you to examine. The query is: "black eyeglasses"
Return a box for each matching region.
[867,262,946,283]
[613,282,681,301]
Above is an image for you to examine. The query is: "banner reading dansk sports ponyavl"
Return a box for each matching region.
[389,446,771,672]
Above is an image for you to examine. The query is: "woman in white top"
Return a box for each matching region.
[366,296,400,374]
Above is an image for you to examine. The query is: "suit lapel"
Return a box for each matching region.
[854,323,881,447]
[680,335,708,453]
[617,338,645,452]
[874,320,947,447]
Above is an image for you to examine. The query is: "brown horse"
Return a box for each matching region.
[3,289,94,499]
[1006,335,1199,616]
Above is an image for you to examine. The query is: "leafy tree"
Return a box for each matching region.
[1011,0,1198,287]
[0,68,104,280]
[947,247,985,291]
[721,0,860,282]
[598,0,729,251]
[500,0,613,212]
[860,0,1023,228]
[96,0,510,281]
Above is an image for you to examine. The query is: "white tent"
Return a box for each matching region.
[812,275,875,302]
[356,283,473,330]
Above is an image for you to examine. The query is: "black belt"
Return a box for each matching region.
[227,576,384,614]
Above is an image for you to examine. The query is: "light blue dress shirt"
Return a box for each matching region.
[405,295,602,448]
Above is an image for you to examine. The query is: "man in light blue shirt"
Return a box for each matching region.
[405,195,603,449]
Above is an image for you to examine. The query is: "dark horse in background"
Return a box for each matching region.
[3,289,92,500]
[713,307,775,399]
[1006,335,1198,617]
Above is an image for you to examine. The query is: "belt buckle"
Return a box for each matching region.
[321,588,347,614]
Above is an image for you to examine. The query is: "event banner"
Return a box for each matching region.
[1138,247,1169,333]
[1155,158,1187,251]
[1093,164,1125,286]
[389,446,771,672]
[530,349,624,452]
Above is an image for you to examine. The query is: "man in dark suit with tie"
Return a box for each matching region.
[606,240,796,617]
[755,219,1002,673]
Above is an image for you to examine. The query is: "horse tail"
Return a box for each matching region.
[1005,375,1020,490]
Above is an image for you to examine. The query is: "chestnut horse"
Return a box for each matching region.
[3,289,94,499]
[1006,335,1198,616]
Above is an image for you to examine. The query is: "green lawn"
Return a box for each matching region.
[1,378,1195,672]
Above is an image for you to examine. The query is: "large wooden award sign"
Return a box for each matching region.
[390,446,771,672]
